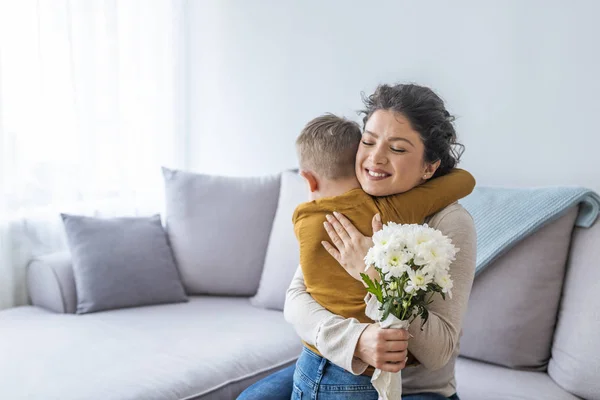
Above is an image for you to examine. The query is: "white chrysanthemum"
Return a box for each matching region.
[408,227,458,271]
[404,224,434,247]
[414,242,446,269]
[388,264,407,278]
[386,248,409,267]
[364,247,378,270]
[435,272,454,298]
[402,247,415,261]
[404,269,432,293]
[419,262,438,277]
[379,249,409,278]
[366,245,390,270]
[372,228,395,249]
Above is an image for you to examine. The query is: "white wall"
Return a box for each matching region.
[188,0,600,192]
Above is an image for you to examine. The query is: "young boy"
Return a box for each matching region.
[293,114,475,359]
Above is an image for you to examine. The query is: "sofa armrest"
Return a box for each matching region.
[27,252,77,314]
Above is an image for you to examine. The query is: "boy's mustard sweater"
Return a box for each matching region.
[292,169,475,359]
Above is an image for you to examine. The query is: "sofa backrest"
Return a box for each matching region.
[548,220,600,399]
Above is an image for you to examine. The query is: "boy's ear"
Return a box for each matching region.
[299,170,319,192]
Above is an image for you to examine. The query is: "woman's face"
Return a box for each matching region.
[356,110,433,196]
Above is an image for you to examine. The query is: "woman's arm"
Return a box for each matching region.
[284,266,410,375]
[405,205,476,370]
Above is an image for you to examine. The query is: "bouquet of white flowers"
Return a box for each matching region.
[361,222,459,400]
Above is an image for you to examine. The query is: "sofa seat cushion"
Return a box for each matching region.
[0,297,302,400]
[456,357,578,400]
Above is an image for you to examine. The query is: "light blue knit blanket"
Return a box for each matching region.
[460,187,600,276]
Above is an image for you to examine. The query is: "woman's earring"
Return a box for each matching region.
[423,174,428,179]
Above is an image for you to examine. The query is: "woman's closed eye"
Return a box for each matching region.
[362,140,405,153]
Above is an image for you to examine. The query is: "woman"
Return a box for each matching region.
[238,83,476,400]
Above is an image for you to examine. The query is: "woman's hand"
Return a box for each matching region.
[355,324,410,372]
[321,212,383,282]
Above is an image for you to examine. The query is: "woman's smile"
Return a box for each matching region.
[364,167,392,181]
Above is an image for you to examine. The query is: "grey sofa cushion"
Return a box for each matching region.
[0,297,302,400]
[251,171,307,310]
[62,214,187,314]
[163,168,280,296]
[460,207,578,370]
[549,219,600,400]
[456,357,578,400]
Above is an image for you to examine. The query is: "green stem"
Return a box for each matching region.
[401,292,414,320]
[426,291,435,304]
[380,270,388,298]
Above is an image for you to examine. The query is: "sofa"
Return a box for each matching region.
[0,169,598,400]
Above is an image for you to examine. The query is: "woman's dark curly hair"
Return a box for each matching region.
[360,83,465,178]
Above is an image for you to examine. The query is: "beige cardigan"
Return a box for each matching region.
[283,203,477,397]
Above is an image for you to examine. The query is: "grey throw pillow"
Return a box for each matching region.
[162,168,280,296]
[61,214,188,314]
[251,171,308,310]
[460,207,578,370]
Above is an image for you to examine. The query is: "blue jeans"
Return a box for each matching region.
[237,347,460,400]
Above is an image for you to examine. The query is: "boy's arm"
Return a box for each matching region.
[378,168,475,222]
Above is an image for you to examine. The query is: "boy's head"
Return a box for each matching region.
[296,114,362,182]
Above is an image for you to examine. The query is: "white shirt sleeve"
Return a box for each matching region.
[283,266,370,375]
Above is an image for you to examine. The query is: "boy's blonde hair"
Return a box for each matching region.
[296,114,362,180]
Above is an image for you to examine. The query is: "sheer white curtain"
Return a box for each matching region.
[0,0,187,310]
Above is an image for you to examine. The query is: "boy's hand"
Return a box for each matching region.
[321,212,383,282]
